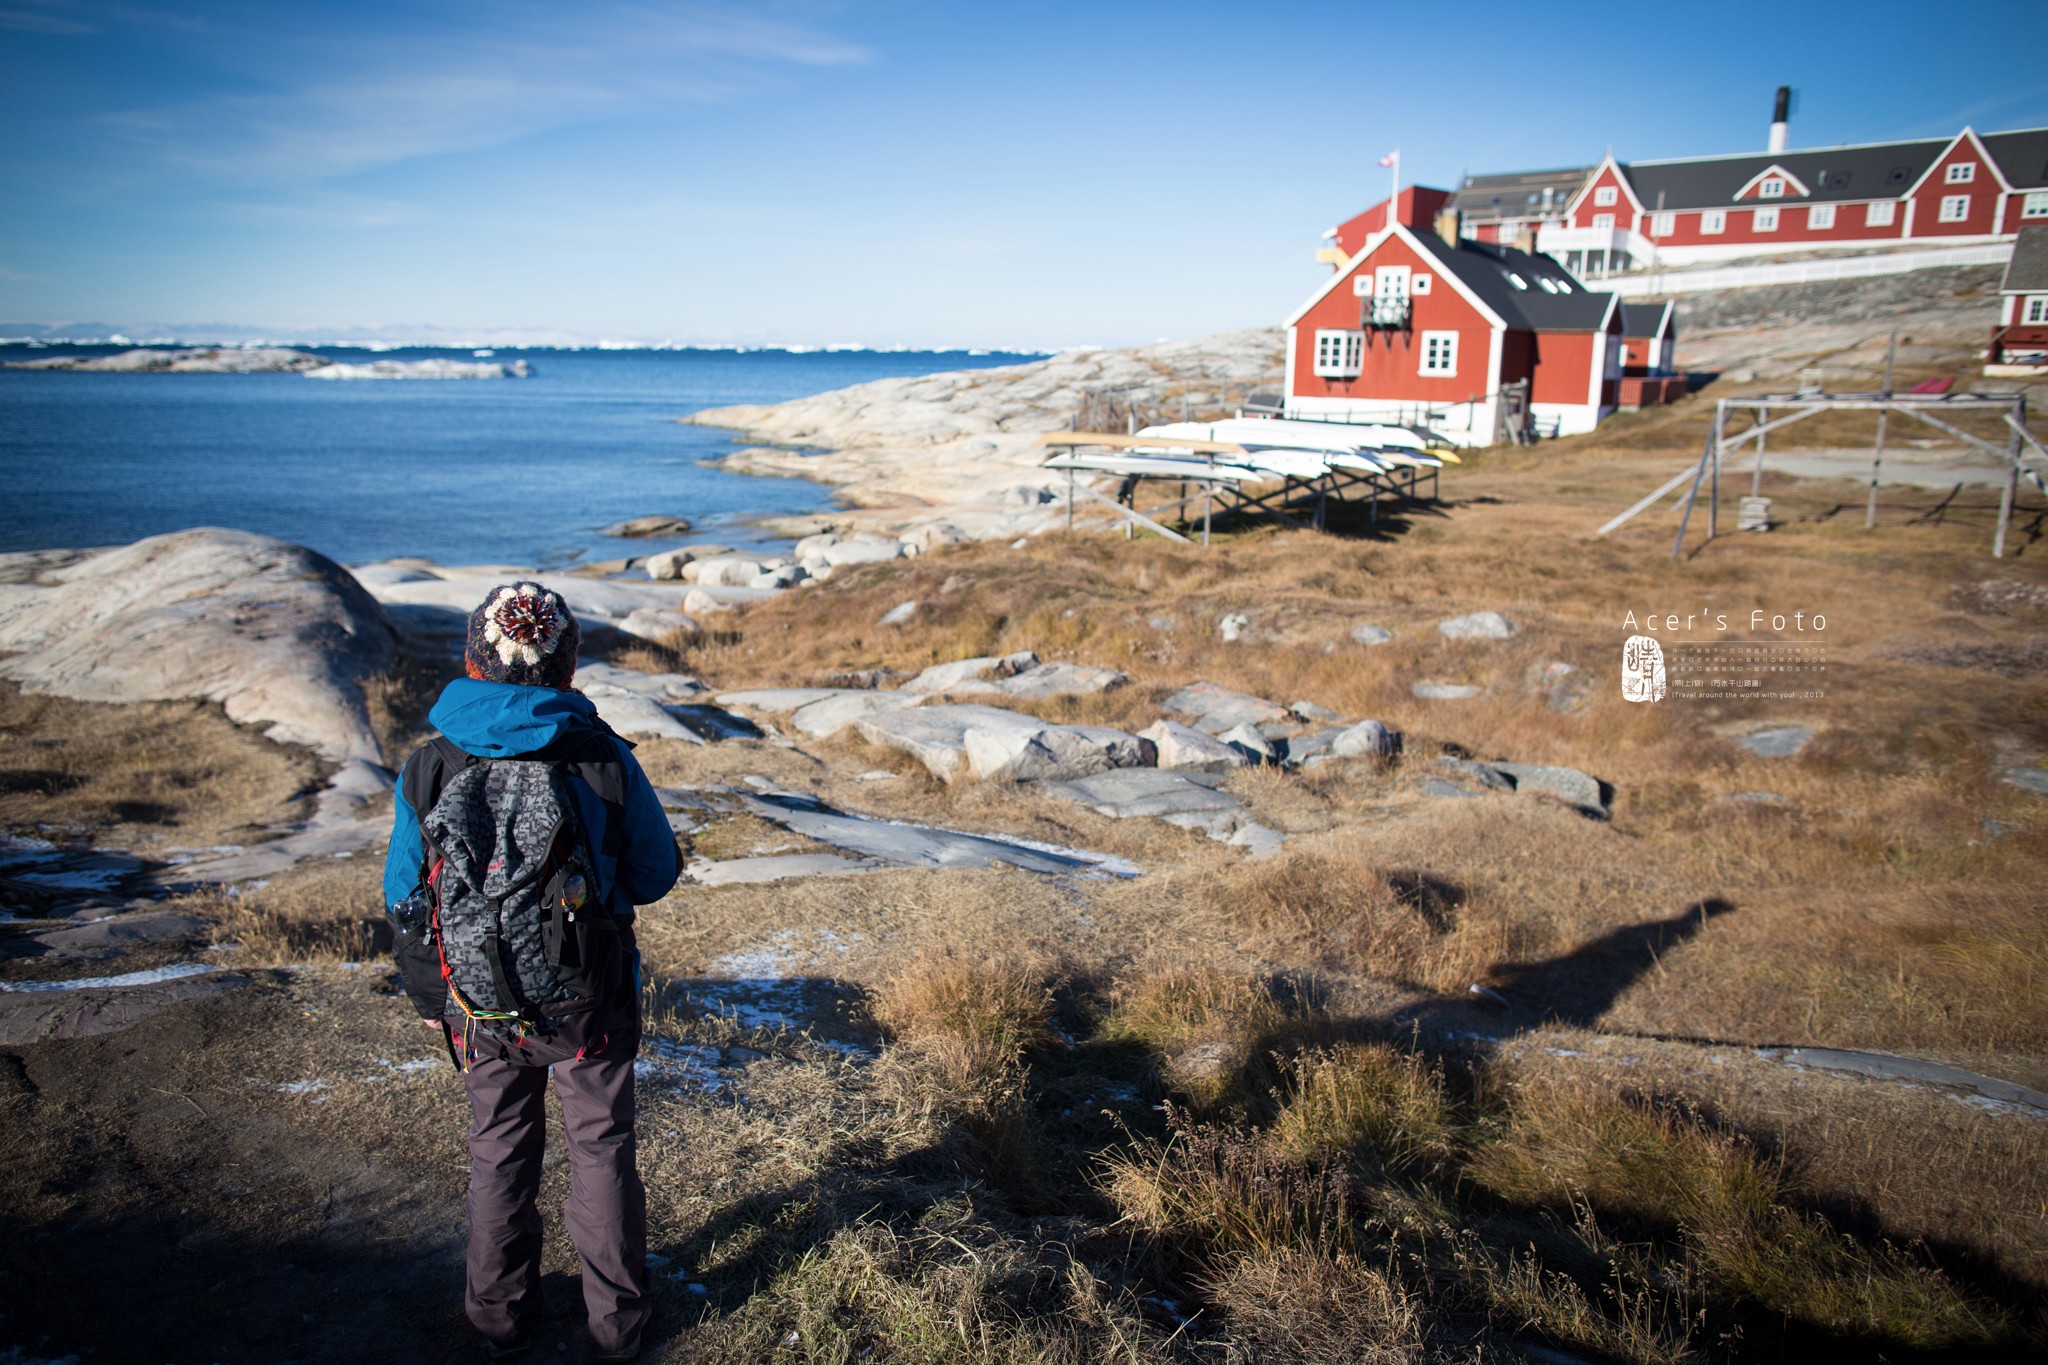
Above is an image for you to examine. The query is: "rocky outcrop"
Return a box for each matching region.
[4,347,324,373]
[1163,681,1290,736]
[603,516,692,538]
[0,529,396,765]
[681,328,1285,538]
[303,358,531,380]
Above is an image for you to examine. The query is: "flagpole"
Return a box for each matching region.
[1387,149,1400,230]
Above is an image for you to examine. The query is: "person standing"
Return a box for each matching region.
[385,582,680,1361]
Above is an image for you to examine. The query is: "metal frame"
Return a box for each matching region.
[1051,445,1440,547]
[1603,386,2042,560]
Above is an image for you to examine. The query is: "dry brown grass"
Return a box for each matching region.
[0,679,320,850]
[206,857,390,964]
[873,954,1059,1079]
[1265,1044,1456,1177]
[1470,1078,2012,1349]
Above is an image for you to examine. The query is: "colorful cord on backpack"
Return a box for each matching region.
[426,856,527,1068]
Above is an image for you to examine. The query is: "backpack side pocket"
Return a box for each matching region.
[389,886,449,1022]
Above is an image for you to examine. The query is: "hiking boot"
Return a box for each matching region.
[592,1326,643,1362]
[482,1328,533,1361]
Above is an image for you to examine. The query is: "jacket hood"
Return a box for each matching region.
[428,677,598,758]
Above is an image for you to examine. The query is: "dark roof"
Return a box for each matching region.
[2003,226,2048,293]
[1449,166,1590,223]
[1404,232,1615,332]
[1621,302,1672,338]
[1619,138,1949,211]
[1982,129,2048,189]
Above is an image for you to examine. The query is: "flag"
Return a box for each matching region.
[1377,150,1399,168]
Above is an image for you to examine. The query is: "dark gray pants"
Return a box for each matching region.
[462,1024,648,1352]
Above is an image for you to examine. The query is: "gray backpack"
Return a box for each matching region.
[394,733,626,1047]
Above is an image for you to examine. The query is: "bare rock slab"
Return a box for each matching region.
[1735,725,1815,758]
[1412,682,1480,701]
[1040,768,1284,856]
[904,652,1039,695]
[734,790,1127,875]
[0,528,396,764]
[788,690,923,738]
[1163,681,1288,735]
[991,661,1128,700]
[855,704,1032,782]
[718,687,860,714]
[0,967,250,1043]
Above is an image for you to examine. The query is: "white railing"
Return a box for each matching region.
[1604,242,2014,296]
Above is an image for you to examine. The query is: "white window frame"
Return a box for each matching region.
[1312,328,1364,378]
[1701,209,1726,235]
[1651,212,1675,236]
[1419,330,1458,377]
[1594,185,1618,206]
[2026,296,2048,325]
[2023,191,2048,219]
[1807,203,1836,230]
[1754,208,1779,232]
[1591,212,1614,229]
[1938,194,1970,223]
[1411,272,1432,294]
[1945,162,1975,184]
[1759,178,1784,198]
[1867,200,1896,227]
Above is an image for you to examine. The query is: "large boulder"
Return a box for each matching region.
[1139,719,1246,774]
[1438,611,1517,640]
[0,529,396,764]
[962,720,1154,782]
[691,556,779,588]
[1491,761,1609,819]
[1331,719,1402,760]
[856,703,1153,783]
[1163,681,1288,736]
[617,607,701,644]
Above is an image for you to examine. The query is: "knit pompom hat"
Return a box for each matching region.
[464,581,579,688]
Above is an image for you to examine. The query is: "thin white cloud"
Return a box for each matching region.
[0,264,55,281]
[88,2,869,184]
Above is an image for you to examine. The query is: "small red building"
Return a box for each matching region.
[1989,225,2048,369]
[1285,220,1626,445]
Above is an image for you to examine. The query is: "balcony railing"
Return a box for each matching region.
[1362,295,1410,328]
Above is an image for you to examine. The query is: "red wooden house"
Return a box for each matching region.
[1284,219,1625,445]
[1544,125,2048,275]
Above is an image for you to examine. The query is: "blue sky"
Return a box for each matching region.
[2,0,2044,348]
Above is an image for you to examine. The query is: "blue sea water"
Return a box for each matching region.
[0,346,1039,568]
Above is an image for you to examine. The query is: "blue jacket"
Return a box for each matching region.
[383,678,680,920]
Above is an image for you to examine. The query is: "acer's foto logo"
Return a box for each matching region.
[1621,635,1666,703]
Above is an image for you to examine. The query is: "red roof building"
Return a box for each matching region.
[1284,220,1627,446]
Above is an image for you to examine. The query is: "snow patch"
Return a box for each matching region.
[0,962,219,994]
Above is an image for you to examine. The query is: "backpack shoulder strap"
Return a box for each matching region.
[400,736,473,817]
